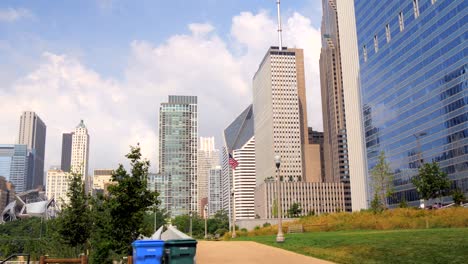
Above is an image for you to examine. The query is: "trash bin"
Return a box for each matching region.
[163,239,197,264]
[132,240,165,264]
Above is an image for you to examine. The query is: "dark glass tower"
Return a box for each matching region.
[354,0,467,205]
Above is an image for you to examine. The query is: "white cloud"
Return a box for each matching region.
[0,10,322,173]
[0,8,32,22]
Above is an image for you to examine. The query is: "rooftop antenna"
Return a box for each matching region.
[276,0,283,50]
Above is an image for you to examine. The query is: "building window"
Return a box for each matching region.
[363,45,367,62]
[413,0,420,18]
[399,11,404,31]
[374,35,379,53]
[386,24,391,42]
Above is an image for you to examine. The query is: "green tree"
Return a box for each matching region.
[370,193,384,213]
[105,145,159,256]
[452,189,465,206]
[412,161,450,203]
[143,207,170,235]
[56,172,91,254]
[370,151,394,209]
[172,213,204,237]
[287,203,302,218]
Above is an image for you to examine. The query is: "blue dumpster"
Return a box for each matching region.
[132,240,165,264]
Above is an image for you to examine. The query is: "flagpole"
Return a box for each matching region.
[231,167,237,238]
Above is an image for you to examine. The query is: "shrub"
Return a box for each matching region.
[263,222,271,227]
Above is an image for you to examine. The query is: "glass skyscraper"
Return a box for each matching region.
[354,0,467,205]
[0,144,30,193]
[159,95,198,217]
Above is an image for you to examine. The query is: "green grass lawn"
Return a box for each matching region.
[235,228,468,264]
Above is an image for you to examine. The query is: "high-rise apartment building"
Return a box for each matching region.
[70,120,90,191]
[0,144,30,193]
[46,168,70,209]
[318,0,369,211]
[197,137,219,214]
[18,111,46,189]
[159,95,198,217]
[253,47,310,184]
[354,0,467,205]
[208,166,222,216]
[60,133,73,172]
[222,105,256,220]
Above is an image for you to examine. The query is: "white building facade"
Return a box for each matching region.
[232,137,256,220]
[253,47,305,185]
[70,120,90,192]
[208,166,222,216]
[197,137,219,214]
[46,168,71,209]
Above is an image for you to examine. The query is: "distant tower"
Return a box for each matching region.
[18,111,46,189]
[70,120,90,191]
[60,133,73,172]
[159,96,198,217]
[197,137,219,215]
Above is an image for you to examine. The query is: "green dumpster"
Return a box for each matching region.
[163,239,197,264]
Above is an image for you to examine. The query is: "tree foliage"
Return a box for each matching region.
[370,151,394,209]
[57,172,91,252]
[412,161,450,201]
[288,203,302,218]
[104,145,159,256]
[452,189,466,206]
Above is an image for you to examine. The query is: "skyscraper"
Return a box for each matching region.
[208,166,222,216]
[70,120,90,191]
[60,133,73,172]
[159,95,198,217]
[253,47,309,184]
[18,111,46,189]
[319,0,350,184]
[354,0,467,205]
[197,137,219,215]
[222,104,256,220]
[317,0,369,211]
[0,144,30,193]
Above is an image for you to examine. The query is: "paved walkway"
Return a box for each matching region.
[195,241,334,264]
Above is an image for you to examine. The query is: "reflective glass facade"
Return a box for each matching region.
[355,0,467,205]
[159,96,198,217]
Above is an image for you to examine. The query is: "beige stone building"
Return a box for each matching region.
[0,176,15,214]
[93,169,114,194]
[255,181,345,219]
[46,168,71,209]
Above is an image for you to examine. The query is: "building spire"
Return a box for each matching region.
[276,0,283,50]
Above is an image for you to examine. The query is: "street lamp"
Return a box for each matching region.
[204,204,208,239]
[274,154,285,243]
[231,188,237,238]
[189,211,193,237]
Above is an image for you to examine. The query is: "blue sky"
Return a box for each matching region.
[0,0,323,171]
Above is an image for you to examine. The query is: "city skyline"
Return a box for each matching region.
[0,1,324,174]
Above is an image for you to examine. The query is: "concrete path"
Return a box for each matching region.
[195,241,334,264]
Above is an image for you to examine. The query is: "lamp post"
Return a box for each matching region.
[231,188,237,238]
[189,211,193,237]
[274,154,285,243]
[204,204,208,239]
[414,132,427,208]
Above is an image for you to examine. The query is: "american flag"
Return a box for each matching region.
[229,154,239,170]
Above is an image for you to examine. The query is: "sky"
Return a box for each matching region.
[0,0,323,173]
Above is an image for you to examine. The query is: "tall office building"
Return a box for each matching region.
[18,111,46,189]
[354,0,467,205]
[319,0,350,185]
[60,133,73,172]
[70,120,90,191]
[0,144,30,193]
[307,128,325,182]
[253,47,310,184]
[159,95,198,217]
[208,166,222,216]
[197,137,219,215]
[222,105,256,220]
[317,0,369,210]
[46,168,70,209]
